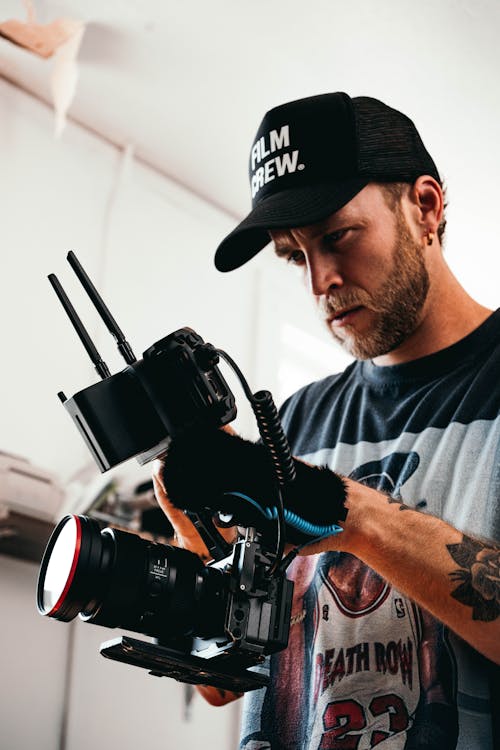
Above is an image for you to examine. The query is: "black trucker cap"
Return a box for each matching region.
[214,92,441,272]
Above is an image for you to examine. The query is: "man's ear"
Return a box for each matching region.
[410,176,444,238]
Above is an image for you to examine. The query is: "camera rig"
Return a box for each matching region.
[38,252,308,691]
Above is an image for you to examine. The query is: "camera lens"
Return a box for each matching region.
[37,514,227,640]
[40,515,80,614]
[37,515,112,621]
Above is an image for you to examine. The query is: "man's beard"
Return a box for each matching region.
[320,213,430,360]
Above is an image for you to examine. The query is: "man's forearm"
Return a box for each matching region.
[302,479,500,664]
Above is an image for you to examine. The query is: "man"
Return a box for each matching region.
[154,93,500,748]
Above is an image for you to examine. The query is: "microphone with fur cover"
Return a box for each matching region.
[161,427,348,545]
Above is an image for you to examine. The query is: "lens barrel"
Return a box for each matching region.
[37,515,227,640]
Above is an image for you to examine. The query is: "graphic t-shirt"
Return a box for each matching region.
[239,311,500,750]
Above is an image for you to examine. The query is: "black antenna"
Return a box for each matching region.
[67,251,137,365]
[48,274,111,380]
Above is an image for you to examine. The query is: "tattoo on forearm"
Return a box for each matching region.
[447,536,500,622]
[386,495,414,511]
[387,495,427,511]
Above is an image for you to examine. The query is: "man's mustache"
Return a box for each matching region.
[320,291,373,317]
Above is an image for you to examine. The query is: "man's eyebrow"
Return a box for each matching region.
[271,213,355,256]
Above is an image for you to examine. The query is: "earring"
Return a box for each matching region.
[426,231,434,246]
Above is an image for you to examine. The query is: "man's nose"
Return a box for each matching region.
[306,254,344,296]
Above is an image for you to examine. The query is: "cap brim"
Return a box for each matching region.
[214,177,370,272]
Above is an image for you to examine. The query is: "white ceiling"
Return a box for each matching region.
[2,0,500,227]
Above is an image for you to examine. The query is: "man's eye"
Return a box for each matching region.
[286,250,305,265]
[326,229,348,244]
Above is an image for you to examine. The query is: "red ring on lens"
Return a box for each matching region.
[47,515,83,616]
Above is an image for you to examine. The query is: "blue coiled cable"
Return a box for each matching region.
[224,491,343,539]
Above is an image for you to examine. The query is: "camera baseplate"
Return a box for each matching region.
[100,636,269,692]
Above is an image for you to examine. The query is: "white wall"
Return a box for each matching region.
[0,555,71,750]
[0,79,261,750]
[0,76,263,484]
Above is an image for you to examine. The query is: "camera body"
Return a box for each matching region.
[62,327,237,472]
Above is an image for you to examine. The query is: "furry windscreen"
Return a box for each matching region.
[161,428,347,542]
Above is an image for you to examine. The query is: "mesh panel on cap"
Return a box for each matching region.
[353,97,440,181]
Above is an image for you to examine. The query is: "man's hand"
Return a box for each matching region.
[152,456,237,561]
[152,463,212,559]
[152,429,241,708]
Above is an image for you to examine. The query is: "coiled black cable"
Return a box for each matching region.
[216,349,296,573]
[251,390,296,486]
